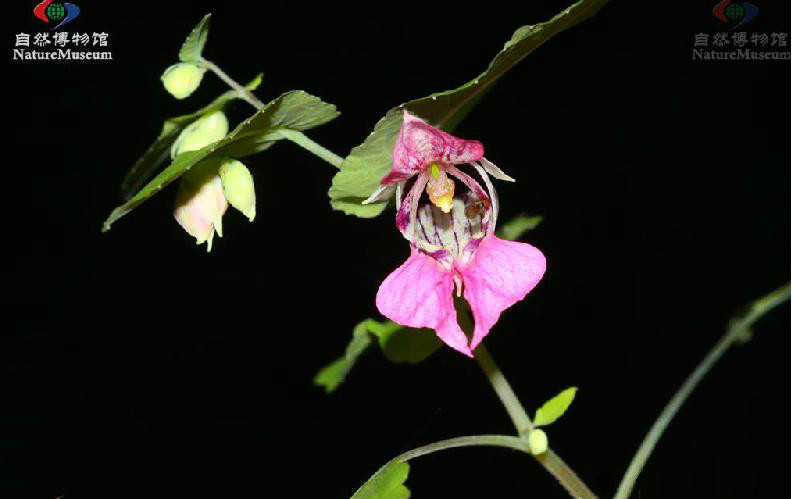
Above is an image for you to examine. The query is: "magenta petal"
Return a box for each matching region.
[376,248,472,356]
[382,111,485,185]
[460,234,546,351]
[395,171,429,240]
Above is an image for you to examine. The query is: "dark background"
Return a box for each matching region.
[6,1,791,498]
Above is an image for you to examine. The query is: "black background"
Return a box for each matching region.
[6,1,791,498]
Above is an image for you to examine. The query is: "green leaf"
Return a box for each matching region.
[367,320,442,364]
[179,14,211,63]
[120,73,263,199]
[351,458,410,499]
[533,387,578,427]
[314,319,441,393]
[497,214,543,241]
[328,0,608,218]
[313,321,373,394]
[104,90,338,231]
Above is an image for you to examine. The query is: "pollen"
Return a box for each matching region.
[426,164,455,213]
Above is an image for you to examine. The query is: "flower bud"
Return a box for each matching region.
[171,111,229,159]
[528,428,548,455]
[161,63,206,99]
[219,159,256,221]
[173,159,228,252]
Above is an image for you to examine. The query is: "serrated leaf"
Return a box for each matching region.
[533,387,578,427]
[120,73,263,199]
[104,90,338,231]
[313,322,373,394]
[497,214,543,241]
[328,0,608,218]
[367,319,441,364]
[179,14,211,63]
[351,458,410,499]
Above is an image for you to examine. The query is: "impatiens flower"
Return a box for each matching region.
[371,111,546,357]
[174,157,256,251]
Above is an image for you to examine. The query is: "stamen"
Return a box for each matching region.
[426,164,455,213]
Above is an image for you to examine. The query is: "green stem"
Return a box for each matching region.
[199,57,265,109]
[476,345,599,499]
[475,345,534,437]
[276,129,344,168]
[614,283,791,499]
[200,57,343,169]
[397,434,530,462]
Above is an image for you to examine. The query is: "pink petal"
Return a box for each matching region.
[460,234,546,351]
[376,248,472,356]
[395,171,429,240]
[381,111,484,185]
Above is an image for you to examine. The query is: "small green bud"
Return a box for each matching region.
[171,111,229,159]
[219,159,256,221]
[161,63,206,99]
[528,429,548,455]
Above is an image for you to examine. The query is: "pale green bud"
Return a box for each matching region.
[528,429,548,455]
[219,159,256,222]
[171,111,229,159]
[161,63,206,99]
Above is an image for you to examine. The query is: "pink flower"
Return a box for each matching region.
[370,111,546,357]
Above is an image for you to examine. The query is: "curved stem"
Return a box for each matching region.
[476,344,599,499]
[475,345,534,437]
[397,434,529,462]
[199,57,344,168]
[199,57,265,109]
[614,283,790,499]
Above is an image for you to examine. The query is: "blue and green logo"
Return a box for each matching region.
[713,0,760,29]
[33,0,81,30]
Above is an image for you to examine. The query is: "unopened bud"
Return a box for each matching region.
[173,159,228,252]
[161,63,206,99]
[171,111,229,159]
[219,159,256,221]
[528,429,548,455]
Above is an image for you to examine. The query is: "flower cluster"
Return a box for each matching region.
[169,111,256,251]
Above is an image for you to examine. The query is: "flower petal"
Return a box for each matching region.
[396,171,429,243]
[460,234,546,351]
[382,111,485,185]
[377,248,472,356]
[479,158,515,182]
[471,162,500,230]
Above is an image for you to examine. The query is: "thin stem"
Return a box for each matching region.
[276,129,344,168]
[476,345,599,499]
[397,434,529,462]
[199,57,344,168]
[475,345,534,437]
[199,57,265,109]
[614,283,790,499]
